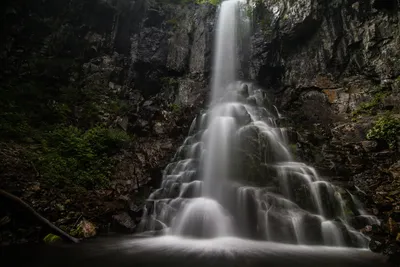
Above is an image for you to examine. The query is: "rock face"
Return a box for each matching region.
[0,0,216,244]
[1,0,399,254]
[249,0,399,259]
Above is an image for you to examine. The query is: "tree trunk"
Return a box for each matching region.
[0,189,80,243]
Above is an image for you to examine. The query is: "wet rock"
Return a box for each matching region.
[112,212,136,233]
[331,123,371,143]
[167,182,181,199]
[176,79,206,107]
[388,217,399,236]
[351,216,375,230]
[372,0,398,10]
[301,214,324,245]
[391,212,400,223]
[361,141,379,152]
[246,96,258,106]
[389,161,400,179]
[376,200,394,213]
[180,181,202,198]
[0,216,11,227]
[238,84,249,98]
[369,239,383,253]
[154,122,165,135]
[384,243,400,262]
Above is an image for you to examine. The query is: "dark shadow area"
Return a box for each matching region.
[0,236,393,267]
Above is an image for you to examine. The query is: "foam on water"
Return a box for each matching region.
[171,198,233,237]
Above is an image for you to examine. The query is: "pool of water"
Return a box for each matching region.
[0,236,391,267]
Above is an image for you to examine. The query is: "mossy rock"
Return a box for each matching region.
[367,113,400,149]
[43,234,62,244]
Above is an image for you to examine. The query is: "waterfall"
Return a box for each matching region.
[138,0,376,248]
[210,0,240,103]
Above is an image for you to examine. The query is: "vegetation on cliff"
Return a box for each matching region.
[0,0,139,244]
[367,113,400,149]
[1,0,212,245]
[0,70,131,190]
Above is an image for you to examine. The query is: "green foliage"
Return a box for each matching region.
[0,80,130,190]
[0,58,130,190]
[367,114,400,149]
[0,79,72,141]
[352,88,390,118]
[1,0,136,194]
[34,125,130,189]
[0,112,33,141]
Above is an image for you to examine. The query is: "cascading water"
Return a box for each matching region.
[138,0,378,248]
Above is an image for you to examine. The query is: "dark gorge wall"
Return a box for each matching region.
[0,0,215,243]
[1,0,399,254]
[250,0,400,255]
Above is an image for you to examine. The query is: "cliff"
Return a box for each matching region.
[0,0,215,243]
[250,0,400,257]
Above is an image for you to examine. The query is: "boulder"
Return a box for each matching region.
[112,212,136,233]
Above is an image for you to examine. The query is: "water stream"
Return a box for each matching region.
[138,0,378,248]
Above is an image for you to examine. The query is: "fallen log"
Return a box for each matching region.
[0,189,80,243]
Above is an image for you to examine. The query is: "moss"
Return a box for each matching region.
[166,18,178,27]
[351,87,390,118]
[169,103,182,114]
[367,113,400,149]
[43,234,62,244]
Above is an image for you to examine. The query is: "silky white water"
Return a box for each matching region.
[210,0,239,103]
[138,0,378,248]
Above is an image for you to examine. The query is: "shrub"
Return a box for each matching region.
[367,114,400,149]
[35,125,130,189]
[352,90,389,117]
